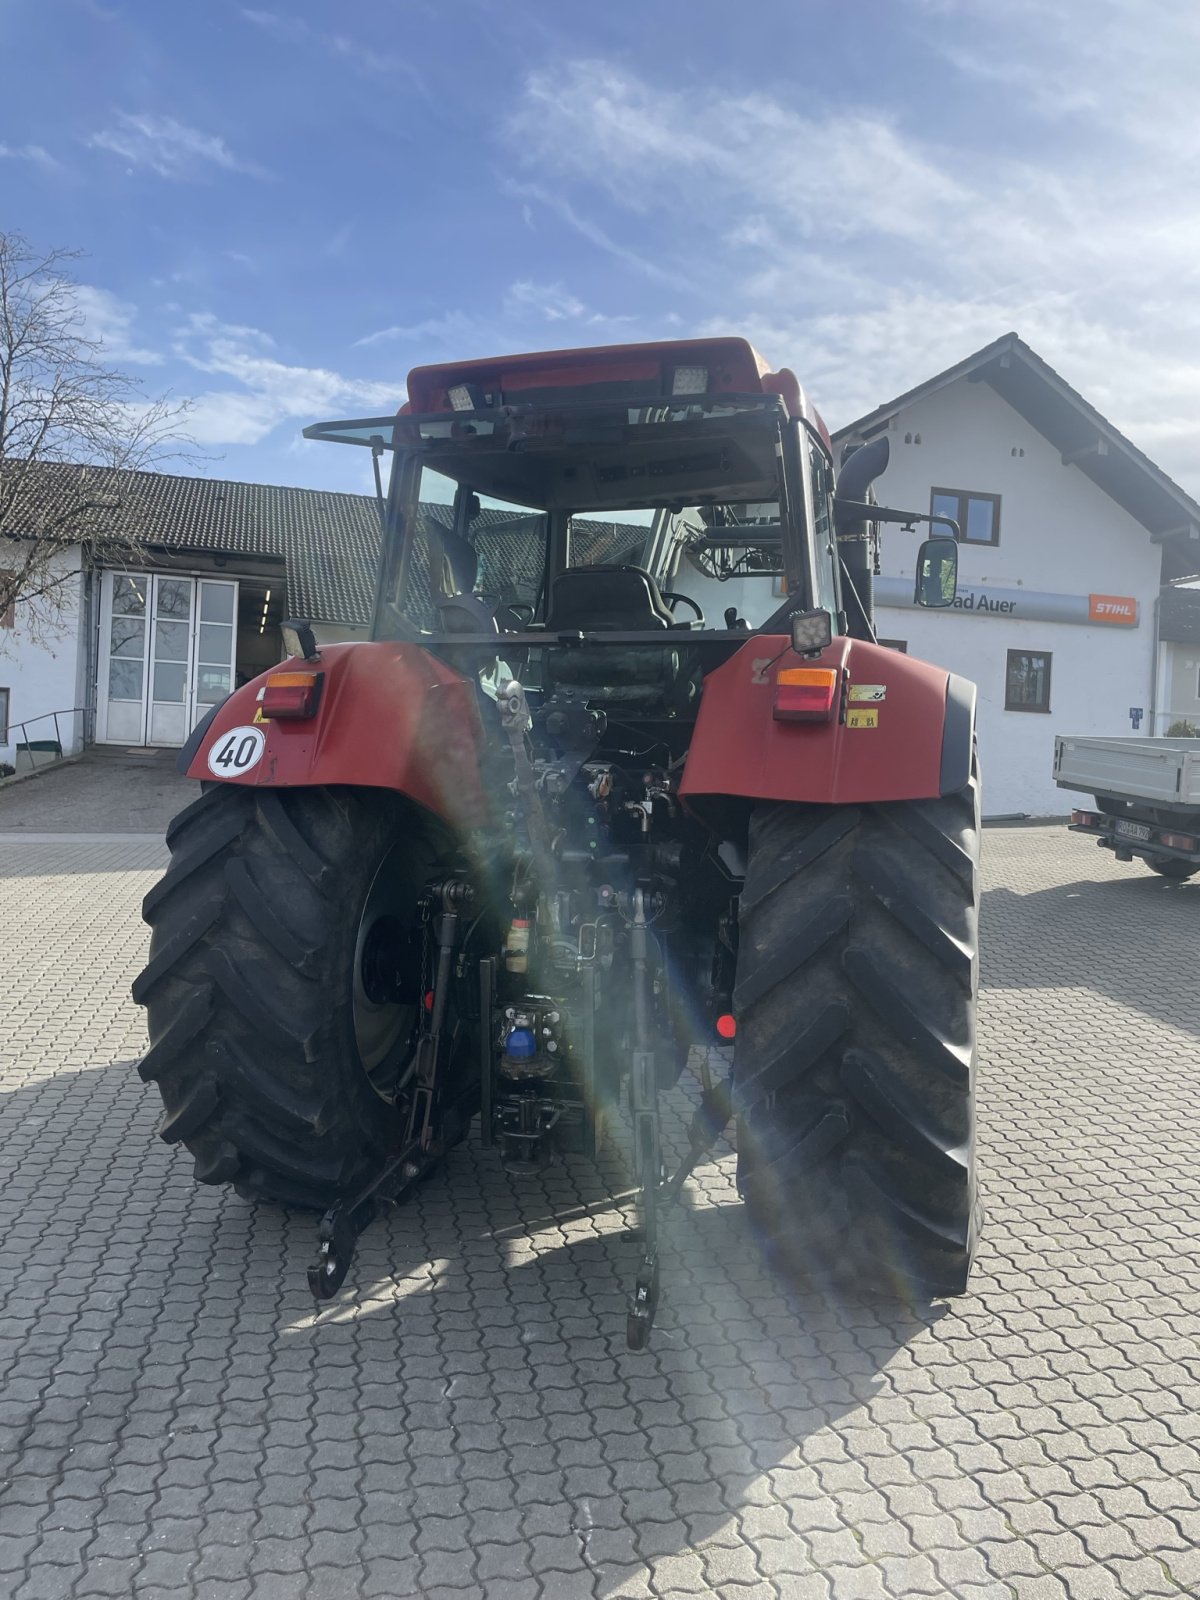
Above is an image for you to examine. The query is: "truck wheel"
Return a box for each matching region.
[733,762,981,1299]
[1148,859,1197,881]
[134,784,455,1208]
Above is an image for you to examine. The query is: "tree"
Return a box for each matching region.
[0,230,196,645]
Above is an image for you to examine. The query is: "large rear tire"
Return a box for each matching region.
[733,762,981,1297]
[134,784,461,1208]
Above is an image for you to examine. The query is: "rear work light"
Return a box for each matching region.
[671,365,708,395]
[1160,831,1198,852]
[447,383,478,412]
[262,669,323,719]
[773,666,839,722]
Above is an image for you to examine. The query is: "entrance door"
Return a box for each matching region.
[146,575,194,746]
[97,573,151,745]
[190,580,237,730]
[97,572,239,746]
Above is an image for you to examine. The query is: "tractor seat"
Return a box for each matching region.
[543,564,697,713]
[431,526,498,636]
[547,564,675,632]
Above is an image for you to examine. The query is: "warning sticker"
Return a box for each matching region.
[846,708,879,729]
[849,684,887,702]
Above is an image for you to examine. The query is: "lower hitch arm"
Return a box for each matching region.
[307,878,470,1301]
[625,887,662,1350]
[627,981,733,1348]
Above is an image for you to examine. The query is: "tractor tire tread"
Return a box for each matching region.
[735,759,980,1299]
[135,783,443,1209]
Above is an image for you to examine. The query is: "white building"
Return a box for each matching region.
[1,467,381,765]
[834,334,1200,816]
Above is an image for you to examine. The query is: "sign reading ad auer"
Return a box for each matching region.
[875,578,1139,627]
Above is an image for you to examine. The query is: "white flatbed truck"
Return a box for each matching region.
[1054,734,1200,881]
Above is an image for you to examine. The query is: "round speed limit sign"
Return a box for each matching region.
[206,724,267,777]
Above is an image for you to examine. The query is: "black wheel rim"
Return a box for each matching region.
[352,843,427,1101]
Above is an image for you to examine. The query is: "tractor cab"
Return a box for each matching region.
[305,339,844,731]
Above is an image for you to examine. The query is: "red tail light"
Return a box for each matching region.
[1160,831,1197,852]
[1071,809,1099,827]
[773,666,839,722]
[262,669,323,719]
[715,1013,737,1041]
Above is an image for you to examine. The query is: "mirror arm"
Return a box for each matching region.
[834,498,961,540]
[927,512,961,539]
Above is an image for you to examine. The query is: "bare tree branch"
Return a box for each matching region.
[0,231,201,650]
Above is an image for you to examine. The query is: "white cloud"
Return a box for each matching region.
[174,313,399,445]
[510,64,967,246]
[931,0,1200,150]
[239,8,428,93]
[504,179,686,290]
[0,142,63,173]
[502,46,1200,492]
[503,281,586,322]
[354,309,493,352]
[85,113,270,181]
[75,285,163,366]
[354,278,647,357]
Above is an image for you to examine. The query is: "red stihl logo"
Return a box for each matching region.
[1088,594,1138,624]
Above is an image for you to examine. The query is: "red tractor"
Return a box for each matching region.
[134,338,980,1345]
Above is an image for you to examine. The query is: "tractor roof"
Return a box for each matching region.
[405,336,831,448]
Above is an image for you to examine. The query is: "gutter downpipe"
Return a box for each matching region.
[83,562,100,748]
[1149,590,1160,736]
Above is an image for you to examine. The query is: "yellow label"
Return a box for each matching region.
[252,706,267,725]
[847,707,879,729]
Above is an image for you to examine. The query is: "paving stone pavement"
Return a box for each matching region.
[1,823,1198,1600]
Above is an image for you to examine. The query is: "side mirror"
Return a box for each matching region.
[282,618,320,660]
[790,607,834,655]
[914,538,958,608]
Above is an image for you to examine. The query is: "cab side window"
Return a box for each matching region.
[809,444,840,621]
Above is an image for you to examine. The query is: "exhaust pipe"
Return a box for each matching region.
[836,434,890,503]
[835,436,890,639]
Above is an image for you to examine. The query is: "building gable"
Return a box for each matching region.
[834,334,1200,582]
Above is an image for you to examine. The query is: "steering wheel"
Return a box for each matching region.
[659,591,705,627]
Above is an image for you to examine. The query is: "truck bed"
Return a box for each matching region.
[1054,735,1200,809]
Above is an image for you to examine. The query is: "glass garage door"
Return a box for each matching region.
[97,572,238,746]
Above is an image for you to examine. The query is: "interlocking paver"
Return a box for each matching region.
[1,824,1199,1599]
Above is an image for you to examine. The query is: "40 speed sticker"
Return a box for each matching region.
[207,724,267,777]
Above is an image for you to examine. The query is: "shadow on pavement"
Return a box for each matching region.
[0,1052,939,1596]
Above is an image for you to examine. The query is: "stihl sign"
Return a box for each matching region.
[876,578,1140,628]
[1088,594,1138,624]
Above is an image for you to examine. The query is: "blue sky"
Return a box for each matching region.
[3,0,1199,498]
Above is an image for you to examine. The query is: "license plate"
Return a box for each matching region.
[1116,819,1152,842]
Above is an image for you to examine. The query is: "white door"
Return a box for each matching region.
[97,572,152,745]
[146,575,194,746]
[97,572,239,746]
[189,580,238,731]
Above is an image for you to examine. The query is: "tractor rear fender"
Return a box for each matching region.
[183,640,489,830]
[678,635,975,810]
